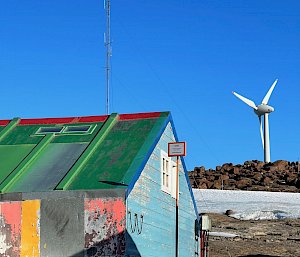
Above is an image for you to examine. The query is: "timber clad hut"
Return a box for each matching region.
[0,111,200,257]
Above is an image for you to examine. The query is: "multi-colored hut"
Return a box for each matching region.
[0,111,200,257]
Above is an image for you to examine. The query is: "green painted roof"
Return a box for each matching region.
[0,112,170,193]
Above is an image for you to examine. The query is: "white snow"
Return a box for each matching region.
[208,231,238,238]
[193,189,300,220]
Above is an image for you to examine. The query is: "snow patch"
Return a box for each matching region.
[231,210,287,220]
[193,189,300,220]
[209,231,238,238]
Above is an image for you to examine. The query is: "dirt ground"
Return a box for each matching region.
[205,213,300,257]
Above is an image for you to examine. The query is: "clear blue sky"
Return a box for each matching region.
[1,1,299,170]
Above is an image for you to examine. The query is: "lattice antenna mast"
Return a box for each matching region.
[104,0,112,114]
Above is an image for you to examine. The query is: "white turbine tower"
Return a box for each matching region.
[232,79,278,163]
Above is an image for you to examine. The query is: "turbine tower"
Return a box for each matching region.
[232,79,278,163]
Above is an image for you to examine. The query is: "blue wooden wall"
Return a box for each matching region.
[126,122,199,257]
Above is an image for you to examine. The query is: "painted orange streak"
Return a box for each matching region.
[20,200,40,257]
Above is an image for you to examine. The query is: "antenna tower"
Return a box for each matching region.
[104,0,112,114]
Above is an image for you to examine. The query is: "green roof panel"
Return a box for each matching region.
[6,143,88,192]
[0,145,36,184]
[66,118,158,190]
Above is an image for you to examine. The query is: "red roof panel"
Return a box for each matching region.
[0,112,163,126]
[18,115,108,125]
[119,112,161,121]
[78,116,108,123]
[0,120,10,126]
[19,117,76,125]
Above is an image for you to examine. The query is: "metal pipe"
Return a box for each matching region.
[175,156,179,257]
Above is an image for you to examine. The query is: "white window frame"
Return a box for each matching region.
[62,125,94,134]
[35,126,64,134]
[161,150,176,197]
[34,124,96,136]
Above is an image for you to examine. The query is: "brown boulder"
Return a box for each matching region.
[200,182,208,189]
[214,180,222,189]
[236,178,252,189]
[263,176,273,185]
[273,160,289,170]
[229,166,240,175]
[201,178,213,189]
[222,163,233,172]
[255,162,264,171]
[253,173,263,181]
[221,174,229,181]
[268,166,278,172]
[286,173,298,185]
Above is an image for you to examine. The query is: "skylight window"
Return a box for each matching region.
[36,127,63,134]
[63,125,92,133]
[34,124,94,136]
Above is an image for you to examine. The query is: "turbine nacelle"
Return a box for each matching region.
[254,104,274,117]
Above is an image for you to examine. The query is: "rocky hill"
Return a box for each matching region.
[189,160,300,192]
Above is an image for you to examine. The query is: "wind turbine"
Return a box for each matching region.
[232,79,278,163]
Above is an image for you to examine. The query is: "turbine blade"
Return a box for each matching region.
[259,116,264,149]
[232,91,258,110]
[262,79,278,104]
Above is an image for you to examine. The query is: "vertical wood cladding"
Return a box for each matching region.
[127,122,198,257]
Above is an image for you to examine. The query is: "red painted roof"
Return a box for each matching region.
[77,116,108,123]
[119,112,161,121]
[18,115,108,125]
[0,120,10,126]
[0,112,163,126]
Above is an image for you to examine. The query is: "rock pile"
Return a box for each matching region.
[189,160,300,192]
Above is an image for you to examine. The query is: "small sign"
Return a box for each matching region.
[168,142,186,157]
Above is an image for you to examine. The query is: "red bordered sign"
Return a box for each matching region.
[168,142,186,157]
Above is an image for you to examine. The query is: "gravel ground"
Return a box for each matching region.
[206,213,300,257]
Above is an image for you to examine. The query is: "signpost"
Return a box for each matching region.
[168,142,186,257]
[168,142,186,157]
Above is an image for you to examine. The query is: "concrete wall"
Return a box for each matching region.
[126,122,199,257]
[0,190,126,257]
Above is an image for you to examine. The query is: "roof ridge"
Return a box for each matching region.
[0,112,170,125]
